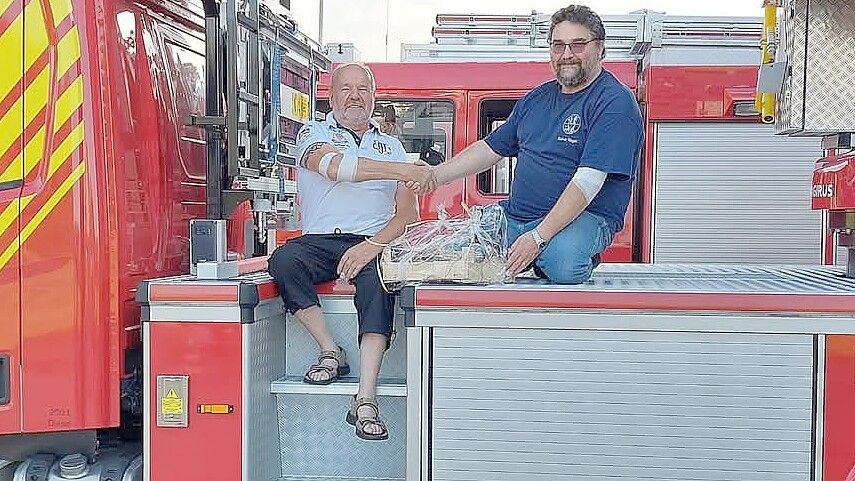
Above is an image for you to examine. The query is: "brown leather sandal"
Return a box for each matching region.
[303,346,350,385]
[345,396,388,441]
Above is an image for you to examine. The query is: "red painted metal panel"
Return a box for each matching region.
[256,281,279,301]
[824,335,855,481]
[107,6,207,349]
[646,65,761,121]
[148,322,243,481]
[638,120,656,263]
[415,288,855,313]
[0,227,21,435]
[812,152,855,211]
[149,284,238,303]
[0,0,23,434]
[318,61,638,96]
[16,0,209,434]
[18,0,117,432]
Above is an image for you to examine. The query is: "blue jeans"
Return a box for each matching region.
[505,209,613,284]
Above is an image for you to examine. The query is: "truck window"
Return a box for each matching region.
[315,99,454,165]
[477,99,517,196]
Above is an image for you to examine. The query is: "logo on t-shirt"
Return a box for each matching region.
[562,114,582,135]
[372,140,392,156]
[330,131,350,150]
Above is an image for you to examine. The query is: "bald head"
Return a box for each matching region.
[329,63,376,131]
[331,62,376,92]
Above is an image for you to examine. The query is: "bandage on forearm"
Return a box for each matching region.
[318,152,336,180]
[336,151,358,182]
[570,167,607,204]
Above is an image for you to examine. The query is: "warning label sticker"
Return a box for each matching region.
[161,388,184,416]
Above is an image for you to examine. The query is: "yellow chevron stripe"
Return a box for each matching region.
[56,26,80,79]
[20,161,84,241]
[23,0,48,72]
[24,65,49,125]
[0,13,22,112]
[0,126,45,182]
[49,0,73,28]
[0,199,20,246]
[0,116,82,240]
[49,122,82,175]
[0,65,48,184]
[0,0,14,23]
[0,126,44,183]
[0,117,71,237]
[0,157,20,183]
[53,76,82,131]
[0,161,85,270]
[0,98,22,163]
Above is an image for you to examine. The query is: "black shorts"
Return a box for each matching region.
[267,234,395,342]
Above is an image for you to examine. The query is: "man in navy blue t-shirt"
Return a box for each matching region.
[412,5,643,284]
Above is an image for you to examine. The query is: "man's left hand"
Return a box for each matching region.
[338,241,385,281]
[506,231,542,277]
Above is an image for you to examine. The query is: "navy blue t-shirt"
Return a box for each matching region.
[485,70,643,233]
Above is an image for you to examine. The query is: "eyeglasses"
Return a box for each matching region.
[549,38,602,55]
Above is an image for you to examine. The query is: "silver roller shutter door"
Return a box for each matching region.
[653,123,822,264]
[431,328,815,481]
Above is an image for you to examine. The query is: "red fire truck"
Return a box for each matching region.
[1,1,854,481]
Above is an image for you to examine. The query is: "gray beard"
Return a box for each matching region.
[556,64,587,88]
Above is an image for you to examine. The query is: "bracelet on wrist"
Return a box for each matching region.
[365,238,389,248]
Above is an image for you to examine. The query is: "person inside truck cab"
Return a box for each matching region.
[268,63,429,441]
[411,4,643,284]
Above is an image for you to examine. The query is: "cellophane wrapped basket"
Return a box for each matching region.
[379,204,508,288]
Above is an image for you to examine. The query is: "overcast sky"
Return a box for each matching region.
[290,1,763,62]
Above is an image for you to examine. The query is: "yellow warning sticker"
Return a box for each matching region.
[161,388,184,416]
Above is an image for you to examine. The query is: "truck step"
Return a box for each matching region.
[275,393,406,480]
[270,376,406,397]
[276,476,404,481]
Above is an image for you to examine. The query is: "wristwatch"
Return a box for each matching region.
[530,228,548,250]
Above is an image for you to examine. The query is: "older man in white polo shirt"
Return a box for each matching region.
[268,63,430,441]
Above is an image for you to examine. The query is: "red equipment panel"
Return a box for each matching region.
[812,152,855,211]
[824,335,855,481]
[146,322,243,481]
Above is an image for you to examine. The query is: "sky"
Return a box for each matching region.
[290,1,764,62]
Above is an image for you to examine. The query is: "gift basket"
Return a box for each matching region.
[379,204,508,288]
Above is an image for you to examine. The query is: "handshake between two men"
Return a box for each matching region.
[401,160,438,195]
[398,139,501,196]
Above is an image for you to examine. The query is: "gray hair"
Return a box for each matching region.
[330,62,376,92]
[549,5,606,57]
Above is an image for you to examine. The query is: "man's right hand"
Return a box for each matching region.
[403,161,437,194]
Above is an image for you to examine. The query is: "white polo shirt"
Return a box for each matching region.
[294,112,410,236]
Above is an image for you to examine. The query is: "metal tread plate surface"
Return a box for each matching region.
[417,264,854,295]
[271,376,407,396]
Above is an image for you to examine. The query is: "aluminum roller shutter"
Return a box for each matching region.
[653,123,822,263]
[430,328,816,481]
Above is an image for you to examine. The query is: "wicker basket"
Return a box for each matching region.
[379,246,505,285]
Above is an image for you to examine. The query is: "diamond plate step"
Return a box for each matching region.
[271,376,407,397]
